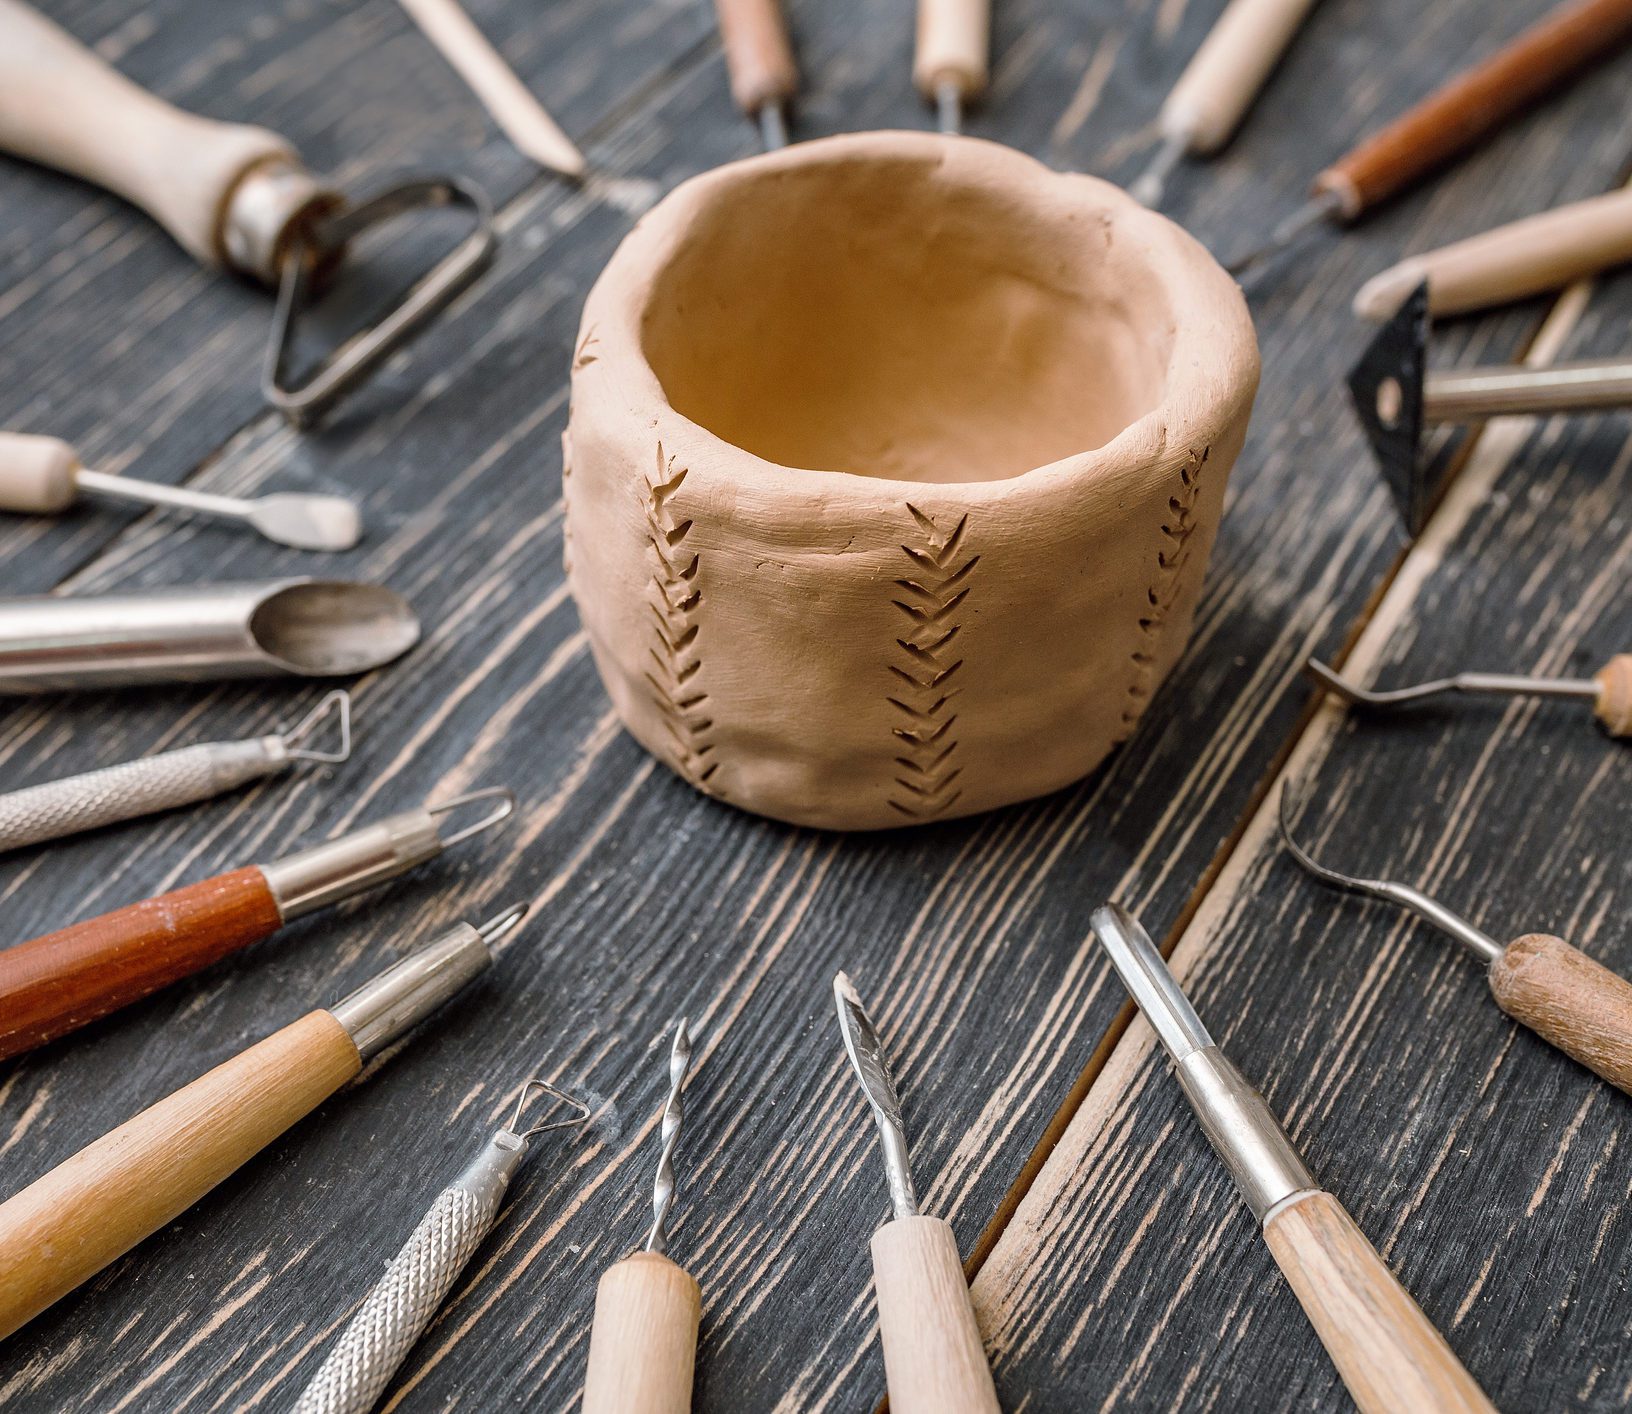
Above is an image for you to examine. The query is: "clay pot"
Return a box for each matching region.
[564,132,1258,831]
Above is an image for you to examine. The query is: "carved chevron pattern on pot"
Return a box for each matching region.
[888,503,978,819]
[643,443,720,793]
[1122,445,1208,730]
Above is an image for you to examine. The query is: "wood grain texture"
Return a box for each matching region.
[581,1252,701,1414]
[0,1009,358,1340]
[1262,1191,1495,1414]
[1489,933,1632,1094]
[0,865,282,1060]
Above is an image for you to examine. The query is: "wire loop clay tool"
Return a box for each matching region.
[1281,789,1632,1098]
[0,689,352,856]
[0,787,515,1060]
[833,972,999,1414]
[915,0,990,134]
[0,0,497,427]
[1088,903,1496,1414]
[294,1062,588,1414]
[581,1020,702,1414]
[711,0,799,148]
[0,905,512,1341]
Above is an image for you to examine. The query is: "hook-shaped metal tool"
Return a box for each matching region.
[429,786,519,847]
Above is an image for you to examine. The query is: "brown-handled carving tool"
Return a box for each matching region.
[1130,0,1322,208]
[833,973,998,1414]
[1088,904,1495,1414]
[0,902,522,1341]
[1280,790,1632,1098]
[1227,0,1632,275]
[1307,653,1632,737]
[711,0,799,149]
[0,786,514,1061]
[0,0,497,426]
[915,0,990,134]
[581,1019,701,1414]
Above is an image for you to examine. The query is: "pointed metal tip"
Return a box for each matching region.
[833,970,860,1008]
[757,101,789,151]
[1305,657,1366,704]
[1129,133,1186,209]
[934,79,963,135]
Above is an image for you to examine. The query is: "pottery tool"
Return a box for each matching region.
[395,0,585,179]
[1226,0,1632,276]
[0,0,497,427]
[1129,0,1321,208]
[0,690,352,856]
[0,903,520,1341]
[833,973,999,1414]
[1354,185,1632,322]
[1307,654,1632,737]
[581,1020,701,1414]
[915,0,989,134]
[1088,903,1495,1413]
[1280,790,1632,1097]
[0,578,419,693]
[293,1075,588,1414]
[0,786,514,1061]
[711,0,799,148]
[1348,282,1632,531]
[0,432,361,551]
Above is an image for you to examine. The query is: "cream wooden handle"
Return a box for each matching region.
[1593,655,1632,737]
[712,0,798,112]
[1160,0,1320,152]
[0,432,80,514]
[915,0,991,98]
[1355,187,1632,321]
[870,1215,1000,1414]
[0,0,295,266]
[1262,1192,1495,1414]
[0,1010,359,1340]
[581,1251,702,1414]
[1488,933,1632,1094]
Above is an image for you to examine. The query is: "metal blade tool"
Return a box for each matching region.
[833,972,999,1414]
[1088,903,1495,1414]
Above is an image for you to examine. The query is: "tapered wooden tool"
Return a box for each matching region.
[833,973,999,1414]
[0,909,508,1340]
[711,0,798,148]
[1281,790,1632,1098]
[581,1021,702,1414]
[915,0,990,134]
[0,787,513,1060]
[1089,905,1495,1414]
[1228,0,1632,273]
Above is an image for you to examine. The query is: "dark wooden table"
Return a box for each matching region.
[3,0,1631,1408]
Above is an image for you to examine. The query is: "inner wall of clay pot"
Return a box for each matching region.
[640,153,1175,484]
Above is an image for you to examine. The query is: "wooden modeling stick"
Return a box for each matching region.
[581,1021,702,1414]
[711,0,799,149]
[1281,789,1632,1097]
[1088,905,1495,1414]
[915,0,990,135]
[833,974,999,1414]
[0,907,514,1341]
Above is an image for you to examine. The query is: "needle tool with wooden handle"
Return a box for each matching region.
[0,689,351,857]
[0,0,497,426]
[1088,903,1496,1414]
[581,1019,701,1414]
[712,0,799,149]
[833,972,999,1414]
[1280,788,1632,1099]
[916,0,990,134]
[0,902,522,1342]
[1226,0,1632,275]
[1307,654,1632,738]
[1129,0,1322,208]
[0,786,515,1062]
[294,1074,589,1414]
[1355,185,1632,322]
[0,432,361,551]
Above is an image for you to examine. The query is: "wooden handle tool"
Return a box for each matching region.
[833,974,1000,1414]
[0,788,513,1060]
[915,0,991,134]
[711,0,799,148]
[582,1021,702,1414]
[0,910,507,1340]
[1281,788,1632,1097]
[1089,906,1494,1414]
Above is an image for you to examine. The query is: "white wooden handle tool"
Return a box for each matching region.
[915,0,991,133]
[712,0,799,148]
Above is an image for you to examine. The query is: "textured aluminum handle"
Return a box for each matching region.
[0,739,282,854]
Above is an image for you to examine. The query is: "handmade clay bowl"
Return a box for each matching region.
[564,131,1258,830]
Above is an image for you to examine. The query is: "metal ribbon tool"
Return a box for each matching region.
[0,690,352,855]
[294,1069,588,1414]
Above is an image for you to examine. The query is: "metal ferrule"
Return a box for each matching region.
[1175,1047,1318,1225]
[454,1130,528,1209]
[221,156,343,285]
[328,922,491,1061]
[261,807,443,920]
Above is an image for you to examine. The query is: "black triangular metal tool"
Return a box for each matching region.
[1346,280,1431,535]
